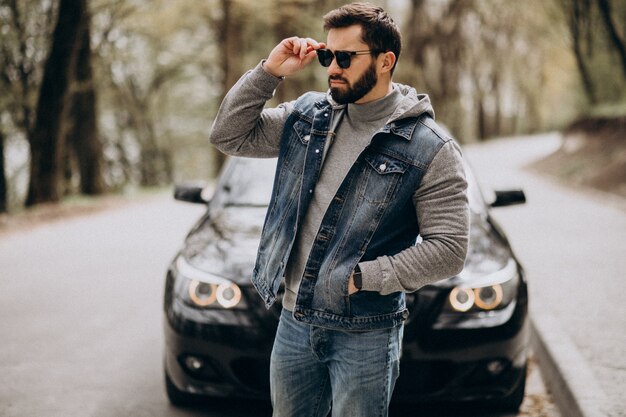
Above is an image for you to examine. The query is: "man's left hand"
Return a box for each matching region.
[348,273,359,295]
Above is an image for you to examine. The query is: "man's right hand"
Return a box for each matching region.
[263,37,325,79]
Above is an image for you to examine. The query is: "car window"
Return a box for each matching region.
[212,157,487,212]
[463,162,489,214]
[212,157,277,207]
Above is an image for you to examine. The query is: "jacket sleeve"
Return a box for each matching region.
[358,140,470,295]
[209,61,294,158]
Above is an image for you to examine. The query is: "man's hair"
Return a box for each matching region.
[323,2,401,73]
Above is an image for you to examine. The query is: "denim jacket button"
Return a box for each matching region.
[303,135,310,143]
[315,149,320,153]
[379,163,387,171]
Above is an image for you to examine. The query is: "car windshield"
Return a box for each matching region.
[211,157,276,207]
[212,157,488,211]
[464,161,489,214]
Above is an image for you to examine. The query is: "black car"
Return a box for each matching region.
[163,156,529,411]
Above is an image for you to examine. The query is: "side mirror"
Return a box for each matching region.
[174,182,211,204]
[490,189,526,208]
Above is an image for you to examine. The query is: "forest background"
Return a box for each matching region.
[1,0,625,213]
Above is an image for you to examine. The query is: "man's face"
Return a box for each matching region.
[325,25,379,104]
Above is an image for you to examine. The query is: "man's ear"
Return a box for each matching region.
[380,51,396,74]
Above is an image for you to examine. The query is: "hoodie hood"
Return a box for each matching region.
[325,83,434,124]
[387,83,435,123]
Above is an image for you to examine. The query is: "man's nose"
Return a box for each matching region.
[327,59,343,76]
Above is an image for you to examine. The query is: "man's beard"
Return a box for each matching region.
[329,62,378,104]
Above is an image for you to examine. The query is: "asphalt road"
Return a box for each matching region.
[464,134,626,416]
[0,137,566,417]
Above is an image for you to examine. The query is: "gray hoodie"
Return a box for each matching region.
[210,62,469,310]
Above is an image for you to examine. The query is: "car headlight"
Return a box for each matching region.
[434,259,520,329]
[174,256,247,309]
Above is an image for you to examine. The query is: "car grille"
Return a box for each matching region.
[394,360,458,397]
[230,358,271,394]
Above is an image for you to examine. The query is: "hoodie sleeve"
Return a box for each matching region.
[358,140,470,294]
[209,61,294,158]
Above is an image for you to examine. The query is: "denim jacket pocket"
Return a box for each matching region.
[361,153,409,204]
[293,117,313,144]
[283,118,311,174]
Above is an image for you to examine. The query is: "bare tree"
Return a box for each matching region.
[0,0,56,209]
[561,0,598,104]
[0,131,6,212]
[210,0,241,170]
[0,0,52,134]
[597,0,626,79]
[401,0,474,138]
[26,0,87,205]
[66,8,106,196]
[104,68,176,187]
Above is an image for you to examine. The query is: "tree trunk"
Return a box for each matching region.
[492,72,502,137]
[26,0,86,206]
[597,0,626,79]
[566,0,598,104]
[213,0,238,172]
[0,131,7,213]
[477,97,487,140]
[571,23,597,104]
[139,143,167,187]
[68,14,106,195]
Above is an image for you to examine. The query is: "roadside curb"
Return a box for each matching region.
[531,313,609,417]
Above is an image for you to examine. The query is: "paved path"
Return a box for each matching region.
[0,197,204,416]
[464,134,626,417]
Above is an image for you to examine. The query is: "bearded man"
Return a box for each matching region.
[209,3,470,416]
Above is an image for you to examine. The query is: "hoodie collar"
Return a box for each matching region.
[317,84,435,141]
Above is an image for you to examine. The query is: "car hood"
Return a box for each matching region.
[180,206,266,285]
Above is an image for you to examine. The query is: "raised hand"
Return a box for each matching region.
[263,37,325,78]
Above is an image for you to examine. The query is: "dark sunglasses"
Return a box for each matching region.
[316,49,380,69]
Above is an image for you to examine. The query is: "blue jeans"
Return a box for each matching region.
[270,309,403,417]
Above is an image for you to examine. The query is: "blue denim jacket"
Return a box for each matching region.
[251,92,451,331]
